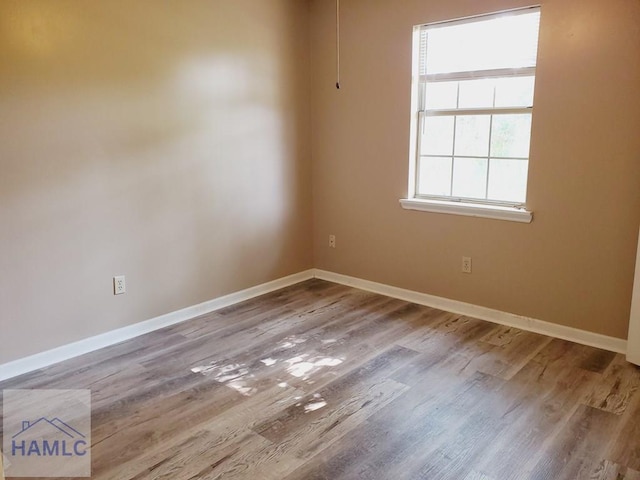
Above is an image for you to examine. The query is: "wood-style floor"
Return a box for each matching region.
[2,279,640,479]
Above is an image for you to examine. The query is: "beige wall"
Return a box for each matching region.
[2,0,639,367]
[311,0,640,339]
[0,0,312,364]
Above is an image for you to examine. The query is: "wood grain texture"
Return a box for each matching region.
[1,279,639,480]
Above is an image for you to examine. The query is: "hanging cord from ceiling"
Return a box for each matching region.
[336,0,341,89]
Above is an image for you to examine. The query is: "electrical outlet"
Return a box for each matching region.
[329,234,336,248]
[113,275,126,295]
[462,257,472,274]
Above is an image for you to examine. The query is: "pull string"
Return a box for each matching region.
[336,0,341,89]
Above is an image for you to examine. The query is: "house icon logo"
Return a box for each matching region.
[3,389,92,477]
[11,417,88,458]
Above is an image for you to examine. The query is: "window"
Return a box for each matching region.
[402,7,541,222]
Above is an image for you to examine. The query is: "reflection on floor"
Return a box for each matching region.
[1,279,640,480]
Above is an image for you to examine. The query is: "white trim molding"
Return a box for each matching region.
[1,267,628,382]
[400,198,533,223]
[0,270,315,382]
[626,227,640,365]
[313,269,627,354]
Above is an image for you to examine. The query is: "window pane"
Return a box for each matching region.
[425,81,458,109]
[413,8,539,206]
[458,79,494,109]
[490,114,532,158]
[425,12,540,75]
[494,76,535,107]
[454,115,490,157]
[488,159,528,202]
[418,156,452,196]
[452,157,488,199]
[421,116,454,156]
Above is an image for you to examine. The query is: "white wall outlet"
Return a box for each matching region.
[329,234,336,248]
[113,275,126,295]
[462,257,472,274]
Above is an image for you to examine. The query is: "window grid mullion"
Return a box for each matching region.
[415,112,425,196]
[425,107,532,117]
[485,84,497,200]
[450,84,461,196]
[486,116,493,200]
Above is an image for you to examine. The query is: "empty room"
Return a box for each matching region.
[1,0,640,478]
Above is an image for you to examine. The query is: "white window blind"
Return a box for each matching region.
[419,10,541,77]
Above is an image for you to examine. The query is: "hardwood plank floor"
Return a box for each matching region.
[1,279,640,479]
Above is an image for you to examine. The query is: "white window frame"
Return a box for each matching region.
[401,7,540,223]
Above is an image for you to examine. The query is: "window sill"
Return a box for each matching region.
[399,198,533,223]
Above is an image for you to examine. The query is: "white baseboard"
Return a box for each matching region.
[1,267,628,382]
[0,270,315,382]
[313,269,628,355]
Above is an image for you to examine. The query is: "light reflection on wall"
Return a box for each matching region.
[172,53,291,278]
[177,56,252,102]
